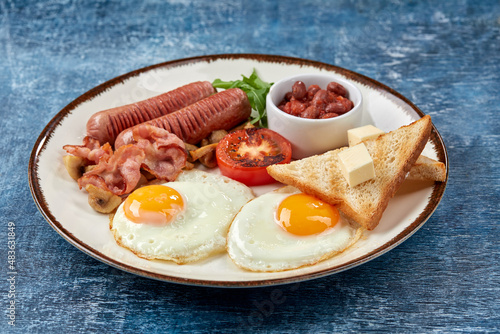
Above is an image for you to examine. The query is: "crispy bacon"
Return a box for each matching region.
[63,136,112,165]
[68,126,186,196]
[78,145,145,195]
[130,124,187,181]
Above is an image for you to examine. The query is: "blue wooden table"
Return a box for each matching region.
[1,0,499,332]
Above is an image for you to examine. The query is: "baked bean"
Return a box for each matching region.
[290,100,306,116]
[338,96,354,111]
[307,85,321,99]
[325,101,347,114]
[327,91,337,103]
[282,102,292,114]
[301,106,320,119]
[312,90,329,109]
[327,82,348,97]
[292,81,307,100]
[278,81,354,120]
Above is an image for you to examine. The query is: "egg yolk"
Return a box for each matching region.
[276,193,339,236]
[123,185,184,225]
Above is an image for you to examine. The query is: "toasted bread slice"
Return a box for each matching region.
[350,128,445,182]
[267,115,433,230]
[407,155,446,181]
[349,127,446,182]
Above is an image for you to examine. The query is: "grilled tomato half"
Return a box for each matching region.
[215,128,292,186]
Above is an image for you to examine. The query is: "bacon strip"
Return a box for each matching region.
[130,124,187,181]
[78,145,145,195]
[70,126,186,196]
[63,136,112,165]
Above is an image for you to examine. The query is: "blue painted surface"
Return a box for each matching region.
[1,0,499,332]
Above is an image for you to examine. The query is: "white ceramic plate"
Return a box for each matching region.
[29,54,448,287]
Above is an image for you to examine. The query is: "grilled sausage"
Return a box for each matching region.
[86,81,215,146]
[114,88,251,147]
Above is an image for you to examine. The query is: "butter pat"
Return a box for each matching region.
[337,143,375,187]
[348,125,385,146]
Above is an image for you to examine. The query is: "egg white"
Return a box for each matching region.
[226,187,362,272]
[110,170,254,264]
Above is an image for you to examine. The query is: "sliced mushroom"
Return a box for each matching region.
[200,138,210,147]
[185,133,225,168]
[199,150,217,168]
[183,161,195,170]
[189,143,218,169]
[230,121,255,132]
[63,155,86,181]
[184,143,199,163]
[184,143,199,151]
[208,130,228,144]
[189,143,218,161]
[85,184,122,214]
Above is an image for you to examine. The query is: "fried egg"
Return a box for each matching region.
[110,169,254,264]
[227,187,362,272]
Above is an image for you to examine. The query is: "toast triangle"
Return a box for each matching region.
[407,155,446,181]
[267,115,433,230]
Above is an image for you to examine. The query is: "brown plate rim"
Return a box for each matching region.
[28,53,448,288]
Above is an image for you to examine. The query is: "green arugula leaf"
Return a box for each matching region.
[212,69,273,127]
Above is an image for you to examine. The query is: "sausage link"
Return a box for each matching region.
[115,88,251,147]
[86,81,215,145]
